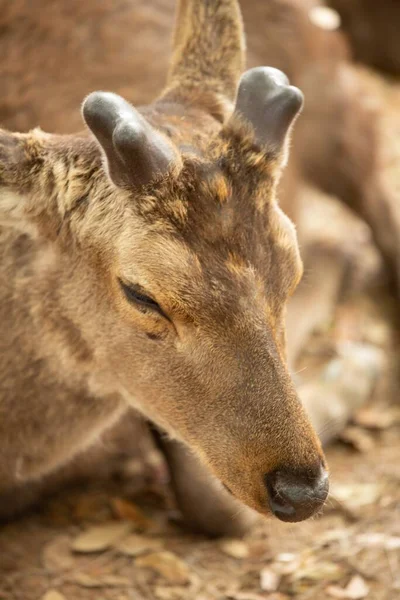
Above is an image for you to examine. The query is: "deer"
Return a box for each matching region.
[2,0,398,297]
[0,0,329,537]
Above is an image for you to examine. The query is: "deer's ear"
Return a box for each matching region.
[82,92,180,190]
[232,67,304,153]
[0,130,45,234]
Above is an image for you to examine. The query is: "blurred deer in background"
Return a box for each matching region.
[328,0,400,75]
[2,0,398,312]
[0,0,330,536]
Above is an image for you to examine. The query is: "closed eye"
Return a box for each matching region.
[118,279,166,318]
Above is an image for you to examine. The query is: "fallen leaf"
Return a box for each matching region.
[42,536,75,571]
[260,567,280,592]
[272,553,300,575]
[354,406,397,430]
[355,532,385,547]
[327,575,369,599]
[292,560,344,582]
[230,593,277,600]
[71,521,132,553]
[247,540,272,560]
[111,497,153,531]
[346,576,370,599]
[219,539,249,559]
[70,573,131,588]
[339,426,375,452]
[356,532,400,550]
[135,551,191,584]
[42,592,66,600]
[317,529,350,545]
[276,553,297,562]
[115,534,163,556]
[385,536,400,550]
[330,483,382,511]
[154,586,190,600]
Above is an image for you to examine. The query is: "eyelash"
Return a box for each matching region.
[119,279,165,316]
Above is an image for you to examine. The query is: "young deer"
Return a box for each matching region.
[2,0,398,294]
[0,0,328,536]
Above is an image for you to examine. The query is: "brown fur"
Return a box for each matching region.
[0,0,325,535]
[328,0,400,75]
[242,0,400,286]
[1,0,397,292]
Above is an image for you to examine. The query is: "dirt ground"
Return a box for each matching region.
[0,68,399,600]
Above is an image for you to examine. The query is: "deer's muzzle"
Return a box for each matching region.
[265,462,329,522]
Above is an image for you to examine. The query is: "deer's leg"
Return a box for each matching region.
[0,409,154,521]
[153,431,256,538]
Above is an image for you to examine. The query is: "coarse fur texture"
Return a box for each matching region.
[0,0,327,536]
[1,0,398,292]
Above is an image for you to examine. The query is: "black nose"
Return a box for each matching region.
[265,464,329,523]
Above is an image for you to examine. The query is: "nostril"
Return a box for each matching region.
[265,464,329,523]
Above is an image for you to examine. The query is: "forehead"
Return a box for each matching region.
[134,156,275,250]
[117,161,301,312]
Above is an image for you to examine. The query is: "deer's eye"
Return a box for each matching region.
[119,279,165,316]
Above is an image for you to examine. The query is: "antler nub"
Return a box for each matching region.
[83,92,178,190]
[234,67,304,151]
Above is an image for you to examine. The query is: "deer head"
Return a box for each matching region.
[0,0,328,522]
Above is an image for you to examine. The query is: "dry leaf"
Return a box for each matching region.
[219,539,249,559]
[230,593,276,600]
[356,532,400,550]
[260,567,280,592]
[346,576,370,599]
[71,521,132,553]
[136,551,191,584]
[356,532,386,547]
[42,592,66,600]
[340,426,375,452]
[276,553,297,562]
[330,483,382,511]
[154,586,189,600]
[70,573,131,588]
[111,497,153,530]
[317,529,350,545]
[327,575,369,599]
[247,540,271,560]
[292,560,344,582]
[42,536,75,571]
[272,553,300,575]
[354,406,397,430]
[385,536,400,550]
[115,534,163,556]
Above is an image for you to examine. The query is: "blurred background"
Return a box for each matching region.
[0,1,399,599]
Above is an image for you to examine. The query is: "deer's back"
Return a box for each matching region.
[0,0,346,133]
